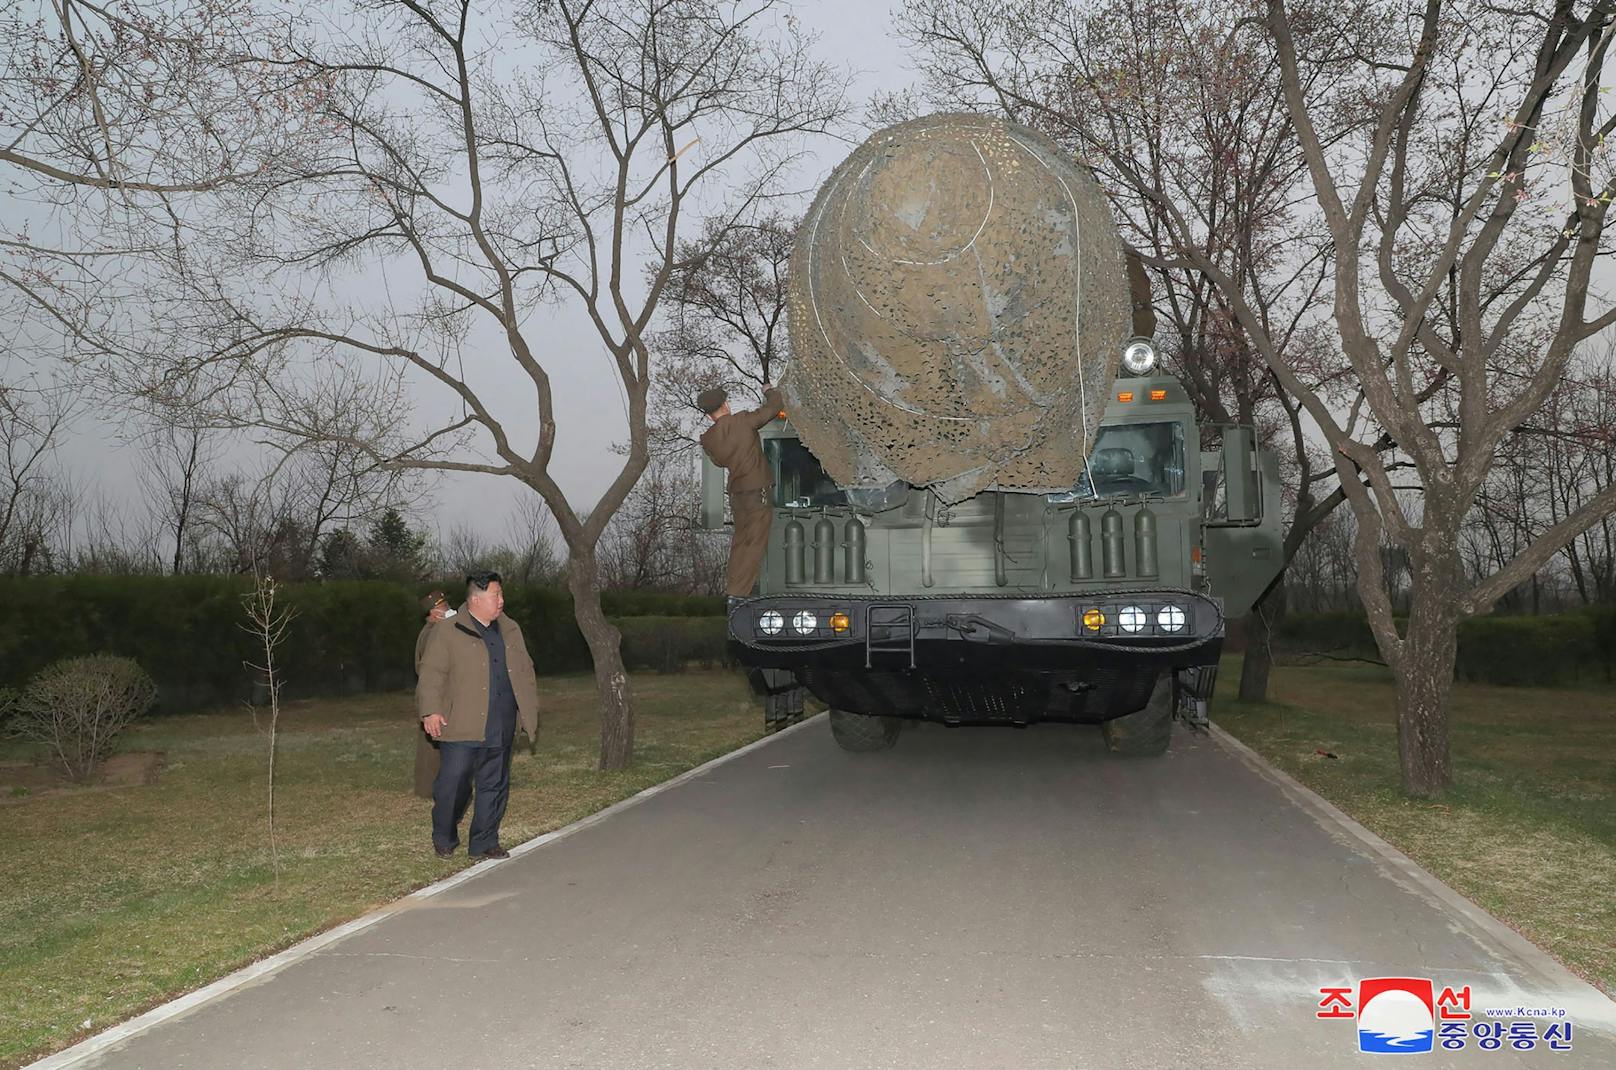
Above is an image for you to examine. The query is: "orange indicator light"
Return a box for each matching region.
[1082,608,1105,631]
[830,612,851,633]
[1149,389,1168,401]
[1117,391,1134,403]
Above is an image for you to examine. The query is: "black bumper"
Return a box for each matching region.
[727,591,1223,724]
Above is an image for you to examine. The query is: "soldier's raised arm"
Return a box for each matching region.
[743,385,784,430]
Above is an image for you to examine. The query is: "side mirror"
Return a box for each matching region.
[698,452,726,530]
[1204,424,1262,526]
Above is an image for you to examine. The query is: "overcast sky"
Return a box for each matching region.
[46,0,916,554]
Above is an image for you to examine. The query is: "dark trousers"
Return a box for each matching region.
[432,738,513,855]
[727,488,772,597]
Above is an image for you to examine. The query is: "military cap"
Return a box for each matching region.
[695,386,728,414]
[419,589,447,613]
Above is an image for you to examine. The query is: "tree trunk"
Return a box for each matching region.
[567,548,633,771]
[1237,576,1286,703]
[1393,556,1460,798]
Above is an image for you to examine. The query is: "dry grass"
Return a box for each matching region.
[1216,659,1616,995]
[0,670,762,1069]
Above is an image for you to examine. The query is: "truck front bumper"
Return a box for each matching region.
[727,591,1224,724]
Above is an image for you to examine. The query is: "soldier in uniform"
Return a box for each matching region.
[412,590,453,798]
[698,383,783,599]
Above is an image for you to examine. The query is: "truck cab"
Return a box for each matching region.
[699,361,1282,755]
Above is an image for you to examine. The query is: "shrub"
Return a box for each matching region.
[1275,611,1379,654]
[6,656,158,782]
[1455,613,1602,687]
[1278,609,1612,687]
[0,576,727,711]
[616,616,732,673]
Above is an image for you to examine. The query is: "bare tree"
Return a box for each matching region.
[1,0,322,370]
[649,213,796,450]
[137,419,217,574]
[496,496,565,588]
[242,570,296,883]
[0,378,77,575]
[599,453,709,591]
[922,0,1616,795]
[124,0,846,769]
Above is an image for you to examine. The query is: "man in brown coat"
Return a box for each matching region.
[417,571,540,860]
[698,382,783,598]
[412,590,454,799]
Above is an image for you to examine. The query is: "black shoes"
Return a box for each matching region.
[434,844,456,858]
[470,846,510,861]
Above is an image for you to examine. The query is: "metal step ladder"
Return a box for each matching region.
[865,604,915,669]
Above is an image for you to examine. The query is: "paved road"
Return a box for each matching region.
[66,717,1615,1069]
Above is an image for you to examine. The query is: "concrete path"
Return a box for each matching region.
[47,716,1616,1069]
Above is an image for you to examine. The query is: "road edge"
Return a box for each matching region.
[24,713,826,1070]
[1208,722,1616,1024]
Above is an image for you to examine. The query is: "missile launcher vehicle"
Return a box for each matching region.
[699,114,1283,754]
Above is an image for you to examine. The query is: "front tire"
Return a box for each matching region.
[1101,672,1173,757]
[829,709,902,752]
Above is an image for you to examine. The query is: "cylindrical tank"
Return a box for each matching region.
[812,516,836,584]
[1134,507,1159,579]
[785,113,1132,504]
[843,516,867,585]
[784,519,806,586]
[1067,510,1093,580]
[1101,508,1126,579]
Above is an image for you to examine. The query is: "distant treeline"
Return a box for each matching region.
[1275,609,1616,688]
[0,577,725,714]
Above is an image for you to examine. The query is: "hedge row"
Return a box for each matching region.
[1275,608,1616,687]
[0,576,725,713]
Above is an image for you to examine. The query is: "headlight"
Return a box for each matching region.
[1118,605,1146,633]
[1157,605,1186,632]
[1121,338,1157,375]
[758,610,783,635]
[791,610,818,634]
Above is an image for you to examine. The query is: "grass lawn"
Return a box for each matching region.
[1216,659,1616,996]
[0,670,763,1069]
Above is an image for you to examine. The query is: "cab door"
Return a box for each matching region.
[1201,425,1284,619]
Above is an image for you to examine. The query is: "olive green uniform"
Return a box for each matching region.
[701,388,783,597]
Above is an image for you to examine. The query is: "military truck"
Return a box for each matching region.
[697,114,1283,755]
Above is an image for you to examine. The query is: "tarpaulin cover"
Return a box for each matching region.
[784,113,1131,503]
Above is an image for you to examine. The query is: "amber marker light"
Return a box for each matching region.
[830,612,851,633]
[777,410,787,419]
[1116,391,1134,402]
[1082,608,1105,631]
[1149,389,1168,401]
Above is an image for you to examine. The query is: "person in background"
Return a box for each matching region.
[416,571,539,861]
[698,382,784,599]
[412,590,454,799]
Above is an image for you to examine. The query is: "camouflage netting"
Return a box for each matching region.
[784,113,1132,504]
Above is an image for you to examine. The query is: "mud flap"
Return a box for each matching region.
[1174,666,1214,732]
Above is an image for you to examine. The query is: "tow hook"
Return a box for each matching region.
[944,614,1015,643]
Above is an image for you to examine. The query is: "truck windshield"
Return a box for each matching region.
[1047,421,1186,502]
[765,438,909,511]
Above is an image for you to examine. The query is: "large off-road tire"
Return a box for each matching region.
[829,709,902,752]
[1101,672,1174,757]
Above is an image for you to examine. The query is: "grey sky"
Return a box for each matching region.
[43,0,917,554]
